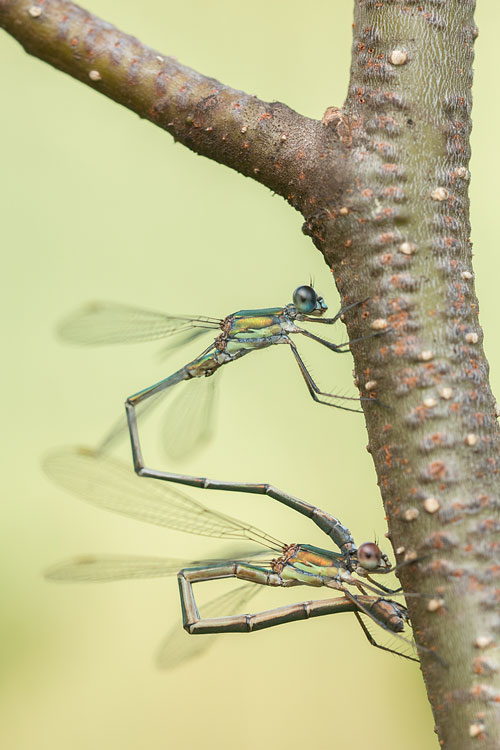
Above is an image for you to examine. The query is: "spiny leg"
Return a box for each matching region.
[365,575,401,595]
[342,587,445,666]
[295,326,388,354]
[288,341,373,412]
[362,552,432,595]
[301,298,369,325]
[353,611,418,663]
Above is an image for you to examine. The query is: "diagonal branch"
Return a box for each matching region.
[0,0,336,212]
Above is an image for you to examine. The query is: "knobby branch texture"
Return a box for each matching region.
[2,0,499,746]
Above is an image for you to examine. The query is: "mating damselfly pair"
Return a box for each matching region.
[46,284,432,667]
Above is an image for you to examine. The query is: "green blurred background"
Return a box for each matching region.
[1,1,499,748]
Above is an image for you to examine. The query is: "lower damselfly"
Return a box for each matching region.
[44,447,422,667]
[58,286,382,466]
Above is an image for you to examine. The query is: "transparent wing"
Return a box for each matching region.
[358,611,419,662]
[44,554,192,582]
[57,301,220,345]
[161,375,218,459]
[156,328,213,362]
[95,390,167,455]
[96,374,219,459]
[156,583,260,670]
[43,447,283,551]
[44,548,271,583]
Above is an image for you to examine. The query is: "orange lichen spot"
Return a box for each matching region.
[258,112,272,121]
[473,658,487,675]
[382,445,392,468]
[179,85,187,93]
[393,339,408,357]
[403,376,418,389]
[428,461,447,480]
[232,102,241,109]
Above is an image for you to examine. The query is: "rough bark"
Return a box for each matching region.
[2,0,499,746]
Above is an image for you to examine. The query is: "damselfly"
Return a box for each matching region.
[44,447,419,667]
[58,286,379,465]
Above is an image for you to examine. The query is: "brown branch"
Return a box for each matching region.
[304,2,500,747]
[0,0,339,212]
[3,0,500,746]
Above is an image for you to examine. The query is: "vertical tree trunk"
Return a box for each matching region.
[305,2,500,746]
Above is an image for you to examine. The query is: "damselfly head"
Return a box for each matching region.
[292,285,328,315]
[357,542,384,571]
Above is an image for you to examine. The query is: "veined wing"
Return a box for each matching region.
[156,328,213,361]
[57,301,220,345]
[96,373,219,459]
[44,548,271,583]
[161,375,218,459]
[157,583,260,670]
[358,610,419,663]
[44,554,192,582]
[43,447,283,551]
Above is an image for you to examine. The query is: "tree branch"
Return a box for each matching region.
[0,0,340,212]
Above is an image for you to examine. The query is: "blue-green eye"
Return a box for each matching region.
[293,285,317,313]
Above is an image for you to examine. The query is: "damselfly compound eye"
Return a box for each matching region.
[293,285,318,313]
[358,542,382,570]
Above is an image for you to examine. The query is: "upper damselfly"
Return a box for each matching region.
[58,285,381,473]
